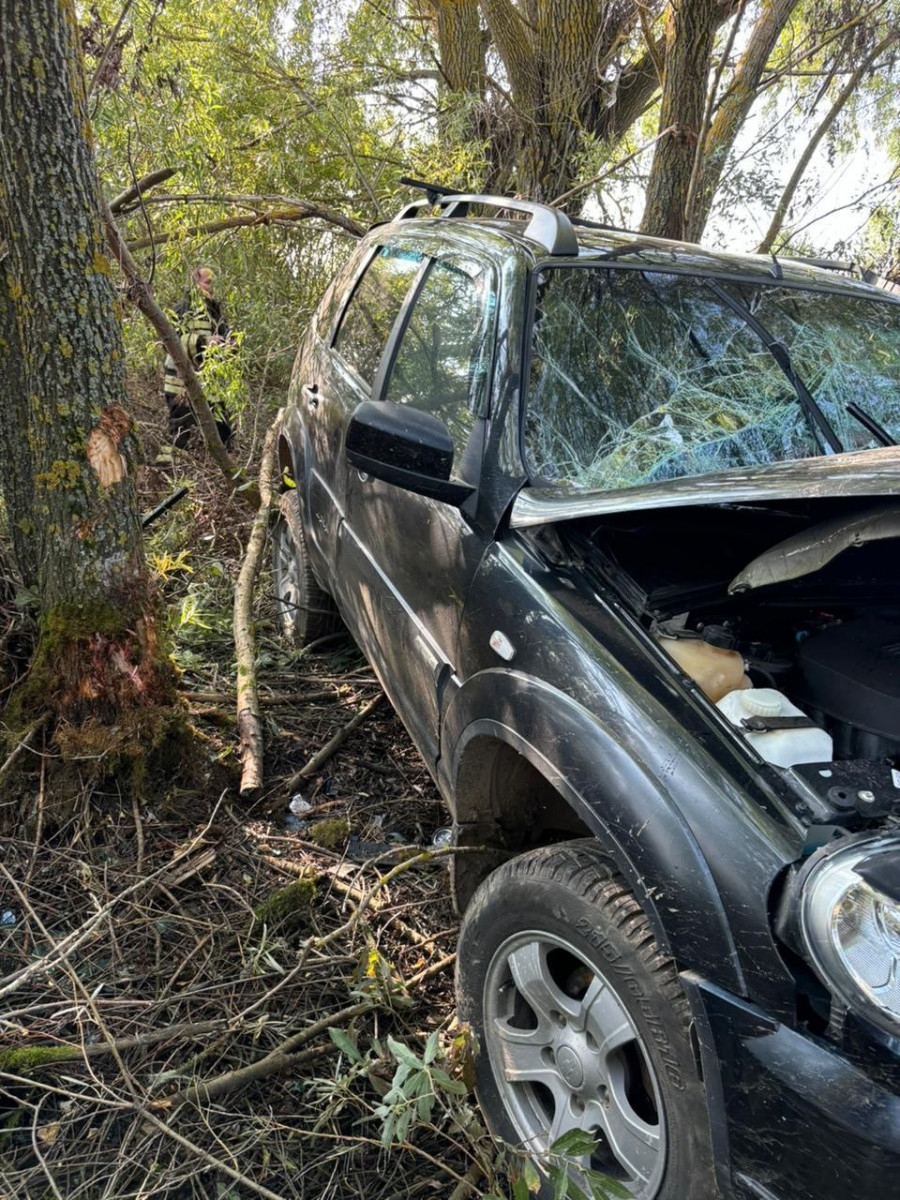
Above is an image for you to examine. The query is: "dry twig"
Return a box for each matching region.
[284,691,385,788]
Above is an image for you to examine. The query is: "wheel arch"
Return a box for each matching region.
[441,673,747,995]
[448,722,674,959]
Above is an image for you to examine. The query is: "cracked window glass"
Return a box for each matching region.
[727,282,900,454]
[524,268,900,491]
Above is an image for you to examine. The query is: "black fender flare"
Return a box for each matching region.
[441,670,755,997]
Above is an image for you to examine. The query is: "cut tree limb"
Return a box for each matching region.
[234,415,281,796]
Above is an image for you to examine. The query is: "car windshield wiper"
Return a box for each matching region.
[846,401,897,448]
[704,279,843,456]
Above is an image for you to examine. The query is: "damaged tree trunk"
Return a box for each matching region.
[0,2,179,753]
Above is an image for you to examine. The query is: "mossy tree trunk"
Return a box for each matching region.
[0,0,177,730]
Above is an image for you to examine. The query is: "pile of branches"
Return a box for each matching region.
[0,398,544,1200]
[0,776,500,1199]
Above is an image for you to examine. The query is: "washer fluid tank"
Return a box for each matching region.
[717,687,833,768]
[658,636,750,702]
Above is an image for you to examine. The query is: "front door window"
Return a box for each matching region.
[383,254,497,468]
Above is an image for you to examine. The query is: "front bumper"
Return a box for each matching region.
[687,979,900,1200]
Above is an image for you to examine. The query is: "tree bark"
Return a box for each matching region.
[0,0,177,729]
[641,0,720,239]
[0,255,38,589]
[427,0,485,93]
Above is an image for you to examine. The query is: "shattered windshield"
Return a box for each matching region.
[524,268,900,491]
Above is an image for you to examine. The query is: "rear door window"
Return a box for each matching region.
[333,246,424,386]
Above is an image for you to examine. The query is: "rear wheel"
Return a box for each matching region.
[456,841,716,1199]
[272,490,341,646]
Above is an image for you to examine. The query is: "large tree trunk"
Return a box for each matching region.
[0,1,177,735]
[640,0,720,239]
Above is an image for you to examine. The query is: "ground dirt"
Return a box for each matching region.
[0,381,510,1200]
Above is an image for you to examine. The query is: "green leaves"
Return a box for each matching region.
[372,1032,471,1151]
[549,1130,598,1159]
[327,1027,362,1064]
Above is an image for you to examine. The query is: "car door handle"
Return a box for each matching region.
[302,383,319,410]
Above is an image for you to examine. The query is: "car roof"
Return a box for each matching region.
[376,208,900,301]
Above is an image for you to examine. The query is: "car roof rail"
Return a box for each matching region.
[777,253,881,285]
[397,176,579,257]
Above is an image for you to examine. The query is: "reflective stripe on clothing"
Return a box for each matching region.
[163,295,221,399]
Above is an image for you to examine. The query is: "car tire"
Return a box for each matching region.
[456,840,717,1200]
[272,490,342,646]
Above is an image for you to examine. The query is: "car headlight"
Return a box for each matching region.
[798,835,900,1036]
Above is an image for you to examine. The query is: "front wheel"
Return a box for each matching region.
[456,841,716,1199]
[272,490,341,646]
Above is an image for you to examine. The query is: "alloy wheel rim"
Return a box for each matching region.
[483,930,666,1196]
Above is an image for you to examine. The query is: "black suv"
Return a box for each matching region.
[274,186,900,1200]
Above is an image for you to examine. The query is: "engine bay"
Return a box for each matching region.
[560,497,900,770]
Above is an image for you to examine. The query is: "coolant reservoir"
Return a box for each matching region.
[717,687,833,767]
[658,636,751,702]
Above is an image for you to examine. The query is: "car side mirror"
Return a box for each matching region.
[345,400,475,506]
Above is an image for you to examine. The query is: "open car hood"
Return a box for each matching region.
[509,446,900,529]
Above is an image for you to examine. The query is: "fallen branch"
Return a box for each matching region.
[0,715,48,783]
[284,692,385,789]
[234,417,281,796]
[164,846,470,1109]
[136,1109,290,1200]
[161,999,374,1108]
[0,805,224,1002]
[448,1160,486,1200]
[182,688,347,705]
[0,1020,226,1073]
[265,854,440,953]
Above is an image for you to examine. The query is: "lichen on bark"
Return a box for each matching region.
[0,0,185,799]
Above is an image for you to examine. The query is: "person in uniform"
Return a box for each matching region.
[158,266,233,464]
